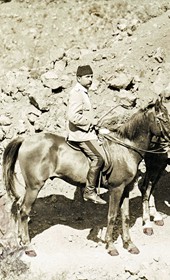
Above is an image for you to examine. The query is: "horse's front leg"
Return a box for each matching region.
[149,193,164,226]
[105,185,124,256]
[121,193,140,254]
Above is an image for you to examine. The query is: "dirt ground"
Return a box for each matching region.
[0,1,170,279]
[19,170,170,280]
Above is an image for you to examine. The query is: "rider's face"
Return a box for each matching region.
[77,74,93,89]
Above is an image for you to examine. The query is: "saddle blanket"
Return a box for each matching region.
[66,135,112,175]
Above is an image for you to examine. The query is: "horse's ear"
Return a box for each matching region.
[158,93,164,101]
[155,98,161,112]
[158,94,164,103]
[145,99,155,110]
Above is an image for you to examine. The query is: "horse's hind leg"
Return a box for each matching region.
[142,152,167,233]
[18,185,41,256]
[140,176,164,234]
[149,193,164,226]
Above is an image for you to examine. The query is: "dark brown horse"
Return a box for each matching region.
[139,140,170,235]
[2,98,170,257]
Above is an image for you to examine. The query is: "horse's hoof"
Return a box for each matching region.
[143,227,154,236]
[154,220,164,226]
[108,249,119,256]
[128,247,140,254]
[25,249,37,257]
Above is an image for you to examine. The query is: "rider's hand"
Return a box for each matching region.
[89,119,99,131]
[99,127,110,134]
[91,119,98,126]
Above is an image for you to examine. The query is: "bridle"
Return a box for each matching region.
[100,109,170,159]
[155,111,170,143]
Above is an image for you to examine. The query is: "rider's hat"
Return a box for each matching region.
[76,65,93,77]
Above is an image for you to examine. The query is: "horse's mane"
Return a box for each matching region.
[115,108,149,140]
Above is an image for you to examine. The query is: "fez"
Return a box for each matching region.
[76,65,93,77]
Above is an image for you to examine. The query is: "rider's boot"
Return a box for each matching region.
[83,185,106,205]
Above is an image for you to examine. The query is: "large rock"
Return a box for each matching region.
[0,115,12,126]
[160,82,170,100]
[107,72,134,90]
[25,80,51,111]
[114,89,137,107]
[54,60,66,74]
[0,69,30,96]
[49,47,65,62]
[41,70,60,89]
[152,70,169,95]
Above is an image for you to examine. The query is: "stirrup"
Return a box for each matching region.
[83,193,106,205]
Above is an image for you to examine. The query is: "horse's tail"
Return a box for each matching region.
[2,136,24,201]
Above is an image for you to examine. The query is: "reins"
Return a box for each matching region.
[101,133,169,159]
[97,104,126,125]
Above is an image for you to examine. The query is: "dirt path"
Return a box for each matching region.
[19,172,170,280]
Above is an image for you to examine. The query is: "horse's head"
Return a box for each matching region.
[147,97,170,142]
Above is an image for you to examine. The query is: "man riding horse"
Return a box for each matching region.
[3,93,170,256]
[67,65,106,205]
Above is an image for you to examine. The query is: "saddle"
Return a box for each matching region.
[66,135,112,177]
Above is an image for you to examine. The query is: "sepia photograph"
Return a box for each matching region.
[0,0,170,279]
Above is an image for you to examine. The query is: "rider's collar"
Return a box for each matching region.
[76,82,88,93]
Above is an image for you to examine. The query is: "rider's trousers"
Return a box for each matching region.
[77,140,104,189]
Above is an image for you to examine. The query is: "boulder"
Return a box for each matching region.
[0,115,12,126]
[25,80,51,111]
[115,89,137,107]
[54,60,66,74]
[49,47,65,62]
[160,82,170,100]
[107,72,134,90]
[152,70,169,95]
[41,70,59,89]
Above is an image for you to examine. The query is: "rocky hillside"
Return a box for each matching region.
[0,0,170,158]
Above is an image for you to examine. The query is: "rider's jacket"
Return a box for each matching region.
[67,82,97,142]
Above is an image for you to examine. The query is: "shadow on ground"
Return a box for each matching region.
[29,186,143,243]
[29,167,170,244]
